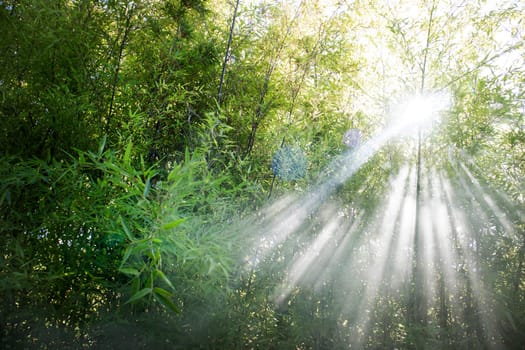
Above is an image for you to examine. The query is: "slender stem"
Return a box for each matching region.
[106,3,134,133]
[217,0,240,108]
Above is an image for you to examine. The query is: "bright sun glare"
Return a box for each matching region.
[389,92,452,137]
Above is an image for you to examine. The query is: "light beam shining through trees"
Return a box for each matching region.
[247,91,451,269]
[242,90,517,348]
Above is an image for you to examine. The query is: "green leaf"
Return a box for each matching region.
[185,147,191,164]
[153,287,180,313]
[119,267,140,276]
[153,286,172,298]
[126,287,152,304]
[98,135,107,157]
[167,164,182,182]
[0,189,11,206]
[120,216,133,241]
[131,277,141,295]
[143,177,151,198]
[155,269,175,290]
[162,218,187,230]
[124,141,133,166]
[207,260,217,274]
[120,246,133,266]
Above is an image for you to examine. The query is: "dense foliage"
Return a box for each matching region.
[1,0,524,349]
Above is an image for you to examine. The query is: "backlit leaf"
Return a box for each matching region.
[162,218,187,230]
[119,267,140,276]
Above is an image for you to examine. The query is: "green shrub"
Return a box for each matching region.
[0,136,258,347]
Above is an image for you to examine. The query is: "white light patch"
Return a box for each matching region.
[389,92,452,137]
[420,172,437,302]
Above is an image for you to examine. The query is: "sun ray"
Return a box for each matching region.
[344,165,412,347]
[458,161,516,237]
[420,168,438,305]
[466,158,525,221]
[247,91,452,273]
[440,165,505,349]
[245,193,323,269]
[313,212,364,291]
[246,129,396,270]
[389,165,417,292]
[273,207,343,305]
[432,172,462,320]
[237,91,489,347]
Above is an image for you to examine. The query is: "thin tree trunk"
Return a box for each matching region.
[106,3,135,133]
[217,0,240,108]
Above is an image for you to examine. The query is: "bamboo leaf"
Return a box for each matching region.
[143,177,151,198]
[155,269,175,290]
[153,286,172,298]
[167,164,182,182]
[97,135,107,157]
[120,246,133,266]
[119,267,140,276]
[153,287,180,313]
[131,277,141,295]
[120,216,133,241]
[124,141,133,165]
[162,218,187,230]
[126,287,152,304]
[185,147,190,163]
